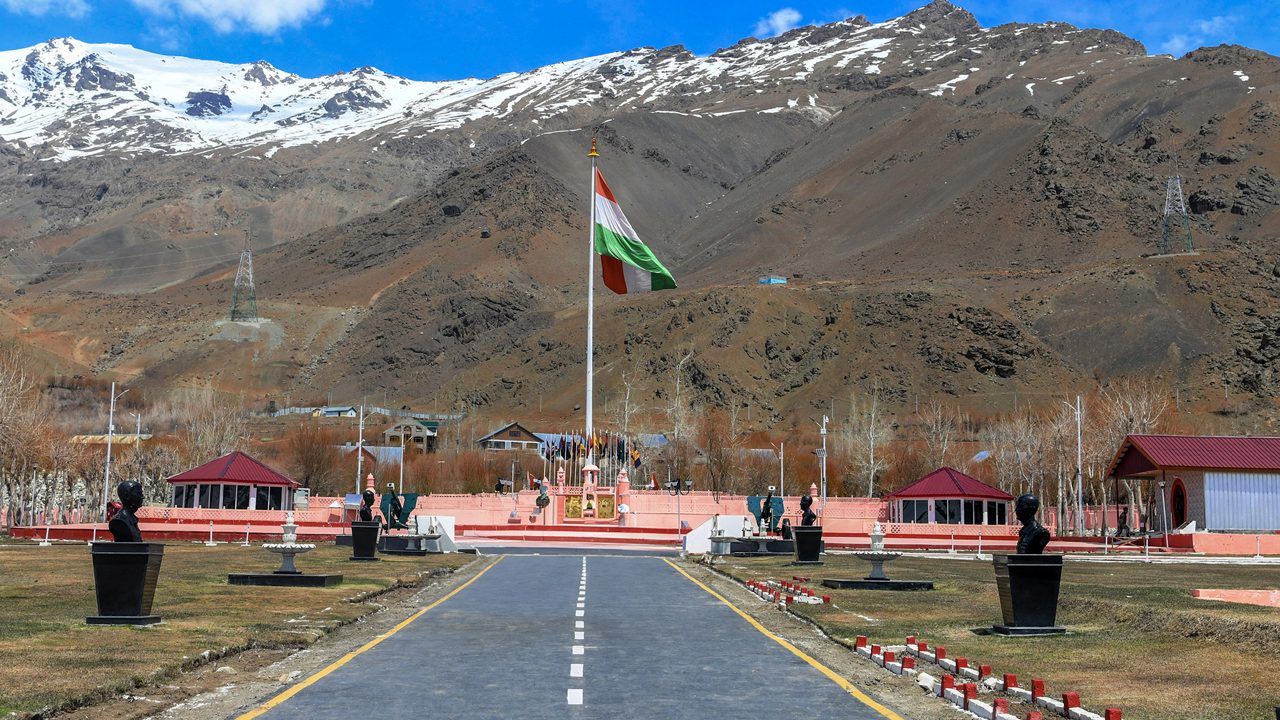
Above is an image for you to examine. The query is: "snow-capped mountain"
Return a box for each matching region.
[0,1,1146,160]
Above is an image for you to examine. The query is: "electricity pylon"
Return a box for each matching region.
[229,234,258,321]
[1159,176,1194,255]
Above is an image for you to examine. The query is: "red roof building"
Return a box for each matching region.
[885,467,1013,525]
[166,451,299,511]
[1106,435,1280,533]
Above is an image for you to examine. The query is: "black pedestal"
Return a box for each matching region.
[87,542,164,625]
[228,573,343,587]
[350,521,381,561]
[822,578,935,591]
[792,526,823,564]
[992,553,1066,635]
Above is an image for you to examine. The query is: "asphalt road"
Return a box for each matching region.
[245,554,902,720]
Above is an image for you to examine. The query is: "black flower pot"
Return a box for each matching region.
[87,542,164,625]
[992,553,1066,635]
[350,521,381,561]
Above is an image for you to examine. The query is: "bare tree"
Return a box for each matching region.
[840,384,893,497]
[284,420,344,495]
[920,400,958,469]
[176,384,246,463]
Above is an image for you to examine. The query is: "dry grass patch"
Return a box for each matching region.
[716,554,1280,720]
[0,542,471,717]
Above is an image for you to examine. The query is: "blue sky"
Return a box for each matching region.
[0,0,1275,80]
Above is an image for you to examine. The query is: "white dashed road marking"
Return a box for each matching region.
[568,556,588,707]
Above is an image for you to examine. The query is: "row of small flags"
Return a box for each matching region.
[541,431,641,467]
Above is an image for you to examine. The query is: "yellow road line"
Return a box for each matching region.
[663,559,904,720]
[236,556,504,720]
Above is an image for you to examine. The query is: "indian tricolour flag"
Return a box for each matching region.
[593,169,676,294]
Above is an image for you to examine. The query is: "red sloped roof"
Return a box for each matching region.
[1108,434,1280,477]
[165,451,299,487]
[885,467,1013,501]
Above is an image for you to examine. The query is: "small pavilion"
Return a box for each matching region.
[167,451,300,510]
[885,467,1014,525]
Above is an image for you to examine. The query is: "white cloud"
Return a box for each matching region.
[1160,15,1237,55]
[754,7,802,38]
[128,0,327,34]
[0,0,90,18]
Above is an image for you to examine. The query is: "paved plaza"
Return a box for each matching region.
[238,552,903,720]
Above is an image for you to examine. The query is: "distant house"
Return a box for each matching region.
[1106,434,1280,532]
[314,406,357,418]
[167,451,299,511]
[382,420,438,454]
[478,422,543,451]
[758,275,787,285]
[337,444,404,467]
[885,467,1014,525]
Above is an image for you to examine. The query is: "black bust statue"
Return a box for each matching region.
[800,494,817,527]
[359,488,376,522]
[108,480,145,542]
[1015,493,1051,554]
[385,484,405,529]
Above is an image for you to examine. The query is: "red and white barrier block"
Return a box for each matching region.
[904,637,1122,720]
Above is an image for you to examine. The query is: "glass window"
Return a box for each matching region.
[233,485,250,510]
[937,499,962,524]
[268,487,283,510]
[173,485,185,507]
[963,499,983,524]
[221,485,237,509]
[902,499,929,523]
[989,501,1007,525]
[198,483,216,509]
[256,486,269,511]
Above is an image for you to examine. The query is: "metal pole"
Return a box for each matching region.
[820,416,828,515]
[585,140,599,463]
[779,442,785,498]
[399,433,405,496]
[1075,395,1084,536]
[356,405,365,494]
[99,383,126,521]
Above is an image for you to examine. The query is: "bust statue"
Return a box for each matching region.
[535,482,551,508]
[359,488,376,522]
[800,495,817,527]
[108,480,144,542]
[1015,494,1051,554]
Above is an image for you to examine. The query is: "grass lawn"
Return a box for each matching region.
[0,541,471,717]
[716,553,1280,720]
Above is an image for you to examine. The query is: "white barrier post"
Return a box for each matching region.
[242,523,251,547]
[39,521,52,547]
[205,521,217,547]
[949,531,955,554]
[1143,534,1149,561]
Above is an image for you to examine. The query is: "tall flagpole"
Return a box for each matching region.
[586,139,598,464]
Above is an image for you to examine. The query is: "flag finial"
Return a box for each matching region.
[588,138,599,157]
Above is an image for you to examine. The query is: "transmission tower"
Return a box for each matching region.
[229,233,258,321]
[1159,175,1194,255]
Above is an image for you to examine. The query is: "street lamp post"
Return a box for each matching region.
[398,433,406,496]
[99,382,130,522]
[665,473,692,538]
[769,441,785,498]
[818,416,829,516]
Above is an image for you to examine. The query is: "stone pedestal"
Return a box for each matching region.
[992,553,1066,635]
[87,542,164,625]
[350,521,381,561]
[792,526,823,564]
